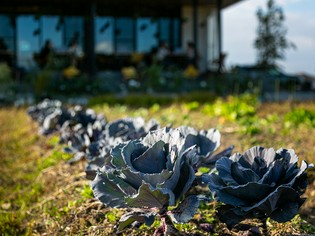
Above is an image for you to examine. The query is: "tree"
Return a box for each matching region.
[254,0,295,68]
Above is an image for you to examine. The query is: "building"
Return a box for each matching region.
[0,0,242,76]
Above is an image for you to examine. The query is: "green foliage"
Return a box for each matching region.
[287,215,315,234]
[33,69,55,97]
[202,94,258,121]
[2,100,315,235]
[141,63,186,92]
[47,135,60,146]
[284,108,315,128]
[0,62,11,83]
[182,101,200,112]
[80,184,94,199]
[89,92,225,109]
[238,116,262,135]
[88,94,174,108]
[254,0,295,68]
[143,62,164,89]
[38,149,72,170]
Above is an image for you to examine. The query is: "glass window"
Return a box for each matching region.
[0,15,15,52]
[41,16,63,51]
[64,17,84,49]
[95,17,114,54]
[17,15,40,69]
[173,18,181,50]
[115,18,134,54]
[136,18,158,53]
[159,18,171,46]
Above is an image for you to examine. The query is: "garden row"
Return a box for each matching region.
[27,98,313,235]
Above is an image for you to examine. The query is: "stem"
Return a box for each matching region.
[153,216,166,236]
[261,218,269,236]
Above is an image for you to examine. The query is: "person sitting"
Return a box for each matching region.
[39,39,54,69]
[186,41,198,67]
[156,41,169,63]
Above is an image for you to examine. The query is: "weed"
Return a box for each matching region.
[284,108,315,128]
[81,184,94,199]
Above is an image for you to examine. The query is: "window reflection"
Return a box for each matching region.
[159,18,171,46]
[64,17,84,49]
[11,14,181,70]
[42,16,63,51]
[0,15,15,52]
[115,18,134,54]
[17,15,40,69]
[173,19,181,51]
[95,17,114,54]
[137,18,158,53]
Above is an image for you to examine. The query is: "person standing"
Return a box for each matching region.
[68,38,83,67]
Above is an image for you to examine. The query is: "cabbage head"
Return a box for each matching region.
[207,146,313,227]
[91,127,211,231]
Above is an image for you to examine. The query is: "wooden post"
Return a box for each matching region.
[84,3,96,78]
[216,0,222,73]
[192,0,198,67]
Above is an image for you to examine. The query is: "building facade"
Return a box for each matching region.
[0,0,242,75]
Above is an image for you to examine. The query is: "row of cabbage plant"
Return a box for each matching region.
[28,99,313,235]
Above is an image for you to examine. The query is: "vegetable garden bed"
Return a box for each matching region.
[1,95,315,235]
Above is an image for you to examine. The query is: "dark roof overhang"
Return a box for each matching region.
[0,0,242,17]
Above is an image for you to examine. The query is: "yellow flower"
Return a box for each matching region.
[63,66,80,79]
[121,66,137,80]
[183,64,199,79]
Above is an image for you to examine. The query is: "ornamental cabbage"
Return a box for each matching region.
[84,117,160,179]
[91,127,212,233]
[206,146,313,227]
[27,99,71,134]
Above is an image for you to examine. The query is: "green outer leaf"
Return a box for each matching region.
[125,182,175,208]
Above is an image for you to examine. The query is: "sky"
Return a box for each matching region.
[223,0,315,75]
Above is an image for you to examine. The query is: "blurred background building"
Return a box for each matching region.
[0,0,242,75]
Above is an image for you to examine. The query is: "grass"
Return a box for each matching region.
[1,96,315,235]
